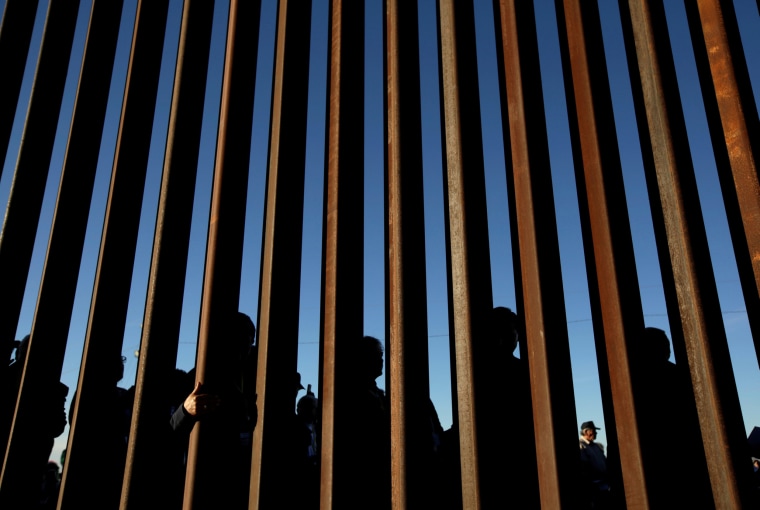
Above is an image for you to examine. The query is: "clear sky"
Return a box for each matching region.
[2,0,759,466]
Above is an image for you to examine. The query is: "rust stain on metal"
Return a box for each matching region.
[696,0,760,303]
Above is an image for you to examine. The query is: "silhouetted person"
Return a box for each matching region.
[579,421,610,509]
[417,395,446,509]
[157,368,195,509]
[67,351,133,507]
[632,327,712,507]
[1,336,67,510]
[435,307,540,509]
[39,461,61,510]
[293,382,319,509]
[296,384,318,465]
[336,335,390,510]
[170,311,257,509]
[483,307,540,508]
[750,427,760,461]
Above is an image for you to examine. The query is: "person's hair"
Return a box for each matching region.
[233,312,256,345]
[297,394,318,415]
[359,335,382,352]
[643,327,671,361]
[491,307,518,353]
[347,336,383,379]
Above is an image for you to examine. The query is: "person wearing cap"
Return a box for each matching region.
[579,421,610,508]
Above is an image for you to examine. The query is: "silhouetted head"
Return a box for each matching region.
[229,312,256,367]
[491,307,519,355]
[42,461,61,491]
[44,460,60,479]
[643,327,671,362]
[351,336,384,382]
[297,391,318,423]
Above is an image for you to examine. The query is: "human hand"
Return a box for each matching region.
[183,381,221,417]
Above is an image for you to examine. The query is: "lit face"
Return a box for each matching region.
[582,428,597,442]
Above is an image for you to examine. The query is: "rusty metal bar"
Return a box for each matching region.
[0,0,80,421]
[683,0,760,370]
[385,0,432,508]
[493,0,579,507]
[0,0,124,508]
[320,0,366,508]
[0,0,40,178]
[69,0,172,507]
[556,4,626,501]
[0,0,60,466]
[247,0,311,507]
[133,0,214,374]
[616,3,716,508]
[614,0,686,371]
[183,1,261,507]
[491,3,539,503]
[554,0,654,507]
[117,0,215,508]
[620,0,755,507]
[0,1,756,508]
[437,1,494,508]
[0,0,37,456]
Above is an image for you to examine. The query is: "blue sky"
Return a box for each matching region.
[2,0,759,465]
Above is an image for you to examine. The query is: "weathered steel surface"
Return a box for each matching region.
[622,0,754,507]
[0,0,80,414]
[18,0,125,506]
[684,0,760,370]
[437,0,494,508]
[0,1,755,508]
[1,2,122,508]
[72,1,171,508]
[386,0,431,508]
[321,0,366,508]
[556,0,653,507]
[178,1,260,509]
[86,0,215,507]
[0,0,36,465]
[250,0,310,507]
[0,0,40,179]
[494,0,580,507]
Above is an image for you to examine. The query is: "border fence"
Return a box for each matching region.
[1,0,759,508]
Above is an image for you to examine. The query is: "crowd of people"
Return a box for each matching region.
[2,309,759,509]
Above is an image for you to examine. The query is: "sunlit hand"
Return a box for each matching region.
[183,381,221,417]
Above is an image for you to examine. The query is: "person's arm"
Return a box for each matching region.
[170,381,220,433]
[170,403,195,433]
